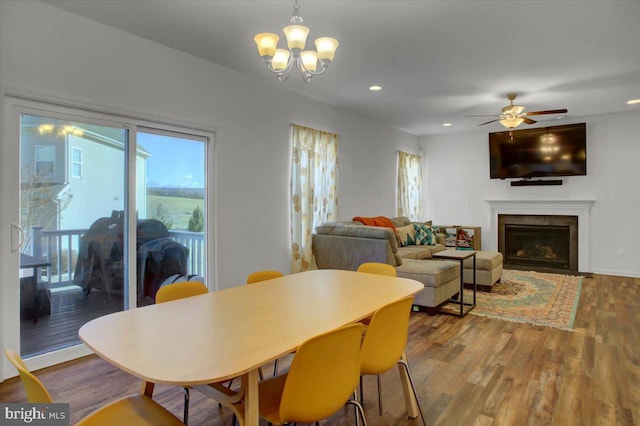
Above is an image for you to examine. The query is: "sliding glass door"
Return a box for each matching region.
[19,113,129,358]
[2,97,211,373]
[134,129,207,307]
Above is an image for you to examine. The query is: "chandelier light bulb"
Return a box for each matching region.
[254,33,279,58]
[272,49,291,71]
[283,25,309,50]
[301,50,318,72]
[315,37,339,61]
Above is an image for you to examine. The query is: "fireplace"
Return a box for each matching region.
[498,214,578,273]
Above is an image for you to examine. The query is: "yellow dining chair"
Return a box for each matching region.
[234,323,367,425]
[246,269,284,284]
[246,270,285,376]
[356,262,397,276]
[5,349,183,426]
[357,262,397,326]
[155,280,208,424]
[155,279,208,304]
[359,296,426,425]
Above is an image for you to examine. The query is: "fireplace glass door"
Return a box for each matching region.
[504,225,571,270]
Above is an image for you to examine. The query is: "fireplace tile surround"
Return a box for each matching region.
[486,199,595,273]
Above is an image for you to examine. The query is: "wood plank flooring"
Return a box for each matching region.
[2,273,639,425]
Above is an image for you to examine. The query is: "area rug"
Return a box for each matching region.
[466,269,582,330]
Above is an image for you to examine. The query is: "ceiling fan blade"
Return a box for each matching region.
[523,117,537,124]
[478,119,500,126]
[525,109,568,116]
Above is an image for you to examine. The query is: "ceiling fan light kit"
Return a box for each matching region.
[254,0,339,83]
[499,116,525,129]
[468,93,568,129]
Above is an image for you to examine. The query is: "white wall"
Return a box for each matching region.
[420,112,640,277]
[0,0,419,290]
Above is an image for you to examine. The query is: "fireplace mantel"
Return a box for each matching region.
[485,199,595,272]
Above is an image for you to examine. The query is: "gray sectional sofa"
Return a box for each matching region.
[312,217,461,309]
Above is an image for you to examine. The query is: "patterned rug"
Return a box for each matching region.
[466,269,583,330]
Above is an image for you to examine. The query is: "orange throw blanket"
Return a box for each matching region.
[352,216,396,231]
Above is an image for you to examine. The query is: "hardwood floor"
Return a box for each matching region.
[2,274,638,425]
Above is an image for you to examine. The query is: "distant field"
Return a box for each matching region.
[147,194,204,230]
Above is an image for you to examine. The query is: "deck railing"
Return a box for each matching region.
[30,226,206,288]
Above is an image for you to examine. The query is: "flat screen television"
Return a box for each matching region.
[489,123,586,179]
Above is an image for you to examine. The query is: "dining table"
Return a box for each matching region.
[79,269,425,425]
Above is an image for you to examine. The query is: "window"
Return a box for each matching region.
[290,124,338,272]
[397,151,422,221]
[71,147,82,178]
[35,145,55,177]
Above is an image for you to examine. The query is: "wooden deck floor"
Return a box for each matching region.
[3,273,639,425]
[20,286,151,357]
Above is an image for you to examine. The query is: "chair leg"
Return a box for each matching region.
[398,359,426,426]
[376,374,383,415]
[360,375,383,416]
[347,399,368,426]
[183,387,190,425]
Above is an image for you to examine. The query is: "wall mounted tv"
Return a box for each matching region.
[489,123,586,179]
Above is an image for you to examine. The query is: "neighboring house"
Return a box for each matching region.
[20,116,150,234]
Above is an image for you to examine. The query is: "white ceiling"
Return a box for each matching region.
[41,0,640,136]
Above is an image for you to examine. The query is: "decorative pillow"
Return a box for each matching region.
[413,223,436,246]
[395,224,416,246]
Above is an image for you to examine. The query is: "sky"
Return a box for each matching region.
[138,132,205,188]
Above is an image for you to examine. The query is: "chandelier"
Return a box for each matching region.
[254,1,339,83]
[38,123,84,137]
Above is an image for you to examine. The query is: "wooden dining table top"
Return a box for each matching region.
[79,269,424,387]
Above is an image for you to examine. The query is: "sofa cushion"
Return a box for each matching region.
[315,223,392,241]
[390,216,412,228]
[396,259,459,288]
[314,222,402,265]
[395,224,416,246]
[413,223,436,245]
[397,244,444,260]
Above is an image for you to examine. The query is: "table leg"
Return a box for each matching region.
[242,368,260,426]
[397,352,419,418]
[473,254,477,306]
[141,381,155,397]
[458,259,464,317]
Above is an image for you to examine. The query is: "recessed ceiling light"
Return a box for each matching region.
[442,123,452,127]
[627,99,640,105]
[369,85,382,91]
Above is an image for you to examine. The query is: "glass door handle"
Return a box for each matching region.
[11,223,24,252]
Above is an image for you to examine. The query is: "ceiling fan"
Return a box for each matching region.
[466,93,568,129]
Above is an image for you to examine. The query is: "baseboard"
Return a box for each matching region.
[588,268,640,279]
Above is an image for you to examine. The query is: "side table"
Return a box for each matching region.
[432,250,476,317]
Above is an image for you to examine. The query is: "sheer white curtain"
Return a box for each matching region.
[397,151,422,221]
[290,124,339,273]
